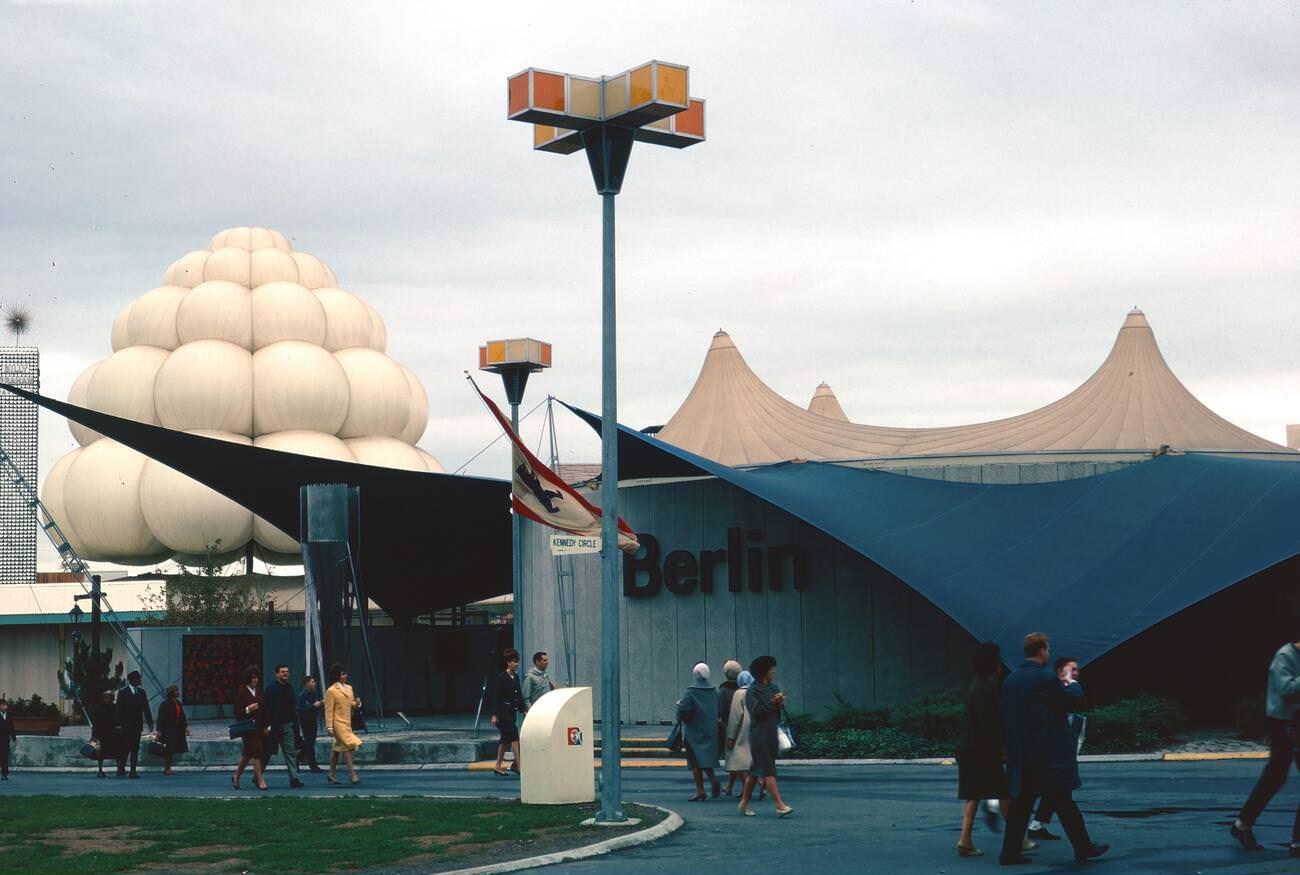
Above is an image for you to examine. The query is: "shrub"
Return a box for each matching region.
[3,693,60,719]
[1086,695,1185,752]
[790,727,948,759]
[1232,695,1268,740]
[825,693,891,731]
[894,689,965,745]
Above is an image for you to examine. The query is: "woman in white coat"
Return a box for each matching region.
[723,670,755,796]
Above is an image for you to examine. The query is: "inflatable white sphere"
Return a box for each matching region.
[41,449,90,555]
[315,287,373,352]
[251,340,349,435]
[252,430,355,552]
[125,286,187,350]
[85,345,169,425]
[362,300,388,352]
[155,340,253,433]
[251,281,326,349]
[163,250,210,288]
[398,365,428,445]
[140,430,254,555]
[176,280,253,349]
[110,300,134,352]
[290,251,331,290]
[415,447,446,473]
[66,361,104,446]
[203,246,251,286]
[345,436,428,472]
[63,439,166,562]
[335,348,410,439]
[250,247,299,287]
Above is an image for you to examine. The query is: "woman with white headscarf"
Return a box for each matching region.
[723,669,755,796]
[676,661,721,801]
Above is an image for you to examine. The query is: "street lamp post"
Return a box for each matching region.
[479,338,553,658]
[507,61,705,822]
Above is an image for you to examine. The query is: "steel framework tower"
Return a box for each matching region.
[0,347,38,584]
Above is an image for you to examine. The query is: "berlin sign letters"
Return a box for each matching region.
[623,527,810,597]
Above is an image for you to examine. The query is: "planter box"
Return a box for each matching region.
[13,716,61,736]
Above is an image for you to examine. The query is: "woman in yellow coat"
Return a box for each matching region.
[324,663,362,785]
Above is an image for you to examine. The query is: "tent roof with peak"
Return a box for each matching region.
[566,401,1300,667]
[657,311,1286,466]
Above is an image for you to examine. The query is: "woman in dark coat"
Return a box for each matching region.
[90,690,118,778]
[490,649,524,777]
[737,655,792,817]
[956,641,1010,857]
[155,685,189,776]
[232,666,269,790]
[677,662,721,801]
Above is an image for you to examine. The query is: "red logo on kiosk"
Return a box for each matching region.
[567,727,583,746]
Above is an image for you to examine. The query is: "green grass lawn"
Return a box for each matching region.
[0,796,662,874]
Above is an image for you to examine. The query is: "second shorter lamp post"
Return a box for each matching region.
[479,338,553,659]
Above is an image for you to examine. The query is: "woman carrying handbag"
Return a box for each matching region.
[154,685,189,776]
[737,655,793,818]
[232,666,269,791]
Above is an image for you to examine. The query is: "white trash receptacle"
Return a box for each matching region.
[519,686,595,805]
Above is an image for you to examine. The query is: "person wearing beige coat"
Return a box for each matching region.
[324,664,362,785]
[723,670,754,795]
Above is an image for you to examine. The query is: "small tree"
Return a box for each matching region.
[58,637,125,724]
[144,540,266,627]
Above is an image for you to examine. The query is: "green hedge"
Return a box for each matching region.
[1078,695,1185,753]
[785,690,1187,757]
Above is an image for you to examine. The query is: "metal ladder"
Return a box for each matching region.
[0,439,165,698]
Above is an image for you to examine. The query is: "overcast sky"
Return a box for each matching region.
[3,1,1298,572]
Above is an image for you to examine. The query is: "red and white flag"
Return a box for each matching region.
[471,378,639,554]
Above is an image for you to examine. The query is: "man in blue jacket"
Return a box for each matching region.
[264,664,304,788]
[999,632,1108,866]
[297,675,324,773]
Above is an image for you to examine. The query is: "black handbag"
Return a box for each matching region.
[228,718,259,739]
[351,707,367,732]
[80,741,100,759]
[145,740,167,757]
[666,721,685,753]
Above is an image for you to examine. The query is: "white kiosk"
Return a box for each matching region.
[519,686,595,804]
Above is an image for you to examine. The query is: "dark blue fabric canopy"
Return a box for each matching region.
[563,402,1300,666]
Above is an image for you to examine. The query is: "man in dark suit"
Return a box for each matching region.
[0,698,17,780]
[114,671,154,778]
[297,675,324,773]
[999,632,1108,866]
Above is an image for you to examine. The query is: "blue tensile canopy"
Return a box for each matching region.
[564,403,1300,666]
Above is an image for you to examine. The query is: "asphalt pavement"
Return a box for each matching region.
[2,760,1298,874]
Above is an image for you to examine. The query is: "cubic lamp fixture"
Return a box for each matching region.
[478,338,553,375]
[506,60,705,824]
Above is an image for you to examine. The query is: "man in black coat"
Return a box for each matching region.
[263,664,304,788]
[114,671,153,778]
[296,675,324,773]
[0,698,17,780]
[999,633,1108,866]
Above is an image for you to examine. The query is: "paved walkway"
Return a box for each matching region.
[2,759,1297,874]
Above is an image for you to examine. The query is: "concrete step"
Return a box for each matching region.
[9,734,499,769]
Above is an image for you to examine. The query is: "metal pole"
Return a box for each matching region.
[90,573,101,659]
[596,189,624,822]
[511,400,524,659]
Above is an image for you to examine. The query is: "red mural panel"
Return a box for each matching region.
[182,634,263,706]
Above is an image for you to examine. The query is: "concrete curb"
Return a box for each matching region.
[430,804,683,875]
